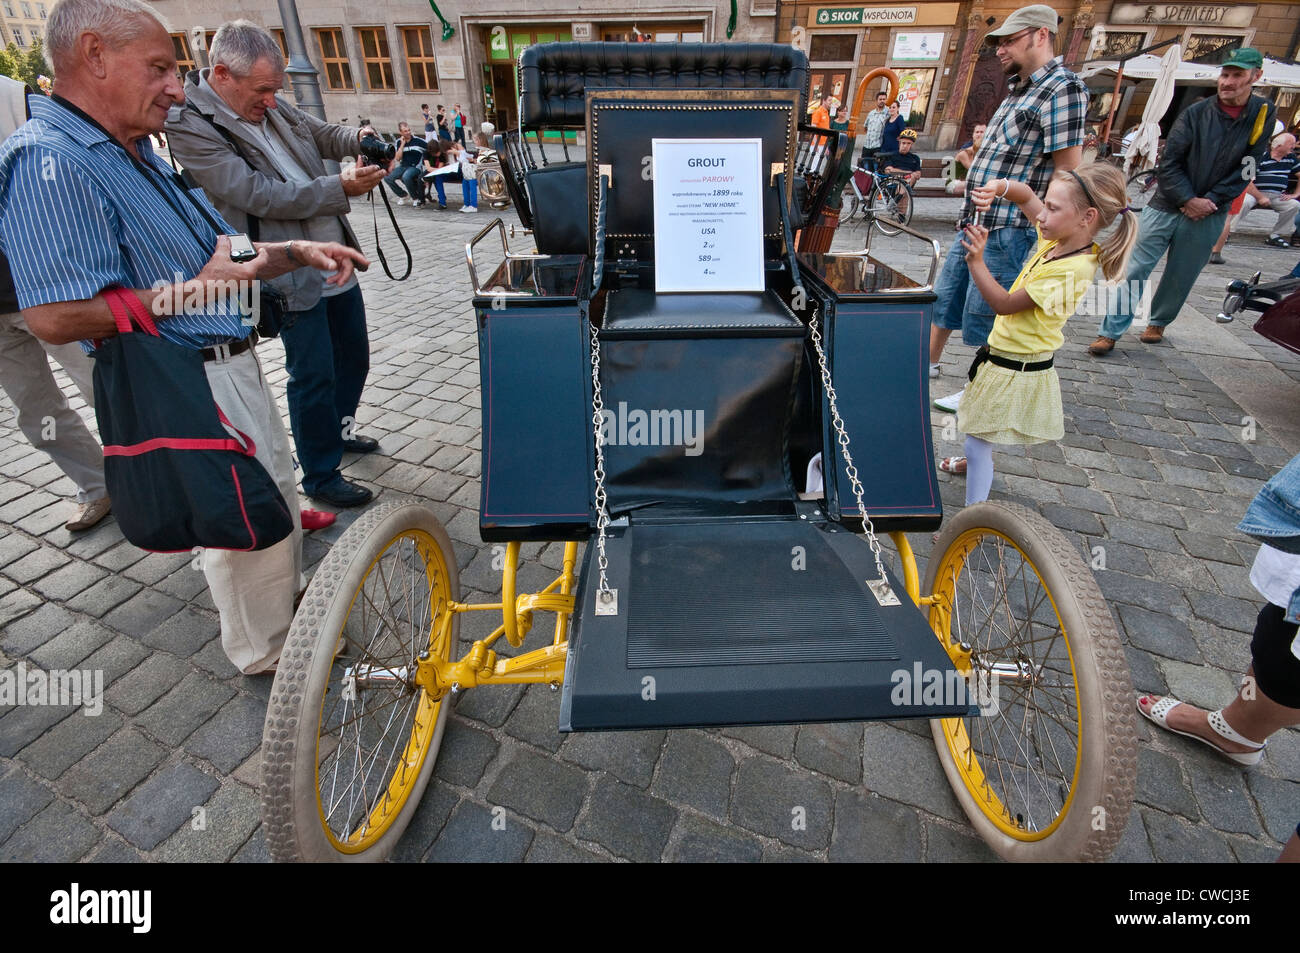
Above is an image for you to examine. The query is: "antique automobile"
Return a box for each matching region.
[259,42,1137,863]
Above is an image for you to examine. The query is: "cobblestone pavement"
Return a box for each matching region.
[2,176,1298,863]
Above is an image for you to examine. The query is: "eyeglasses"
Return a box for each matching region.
[995,28,1036,49]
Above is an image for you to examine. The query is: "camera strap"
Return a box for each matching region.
[369,177,413,281]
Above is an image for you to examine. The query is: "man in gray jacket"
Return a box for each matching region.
[166,20,385,507]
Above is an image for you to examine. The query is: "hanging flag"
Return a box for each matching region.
[428,1,455,42]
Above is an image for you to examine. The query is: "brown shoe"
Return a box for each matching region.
[1088,336,1116,356]
[65,495,111,531]
[1139,324,1165,344]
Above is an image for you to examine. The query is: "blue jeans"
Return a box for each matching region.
[428,175,446,206]
[1289,259,1300,279]
[462,178,478,208]
[932,223,1036,347]
[385,165,424,201]
[279,284,370,495]
[1098,205,1226,339]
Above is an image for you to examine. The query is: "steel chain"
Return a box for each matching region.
[806,304,889,583]
[588,319,613,601]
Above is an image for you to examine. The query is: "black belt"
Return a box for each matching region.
[200,330,258,363]
[967,344,1053,382]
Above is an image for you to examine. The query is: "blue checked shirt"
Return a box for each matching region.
[963,57,1088,231]
[0,95,249,349]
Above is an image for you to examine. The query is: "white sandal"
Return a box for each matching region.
[1136,695,1265,766]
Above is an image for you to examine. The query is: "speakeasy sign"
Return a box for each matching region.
[1109,3,1256,28]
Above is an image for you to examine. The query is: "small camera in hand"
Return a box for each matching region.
[359,135,396,167]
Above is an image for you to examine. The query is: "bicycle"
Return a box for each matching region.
[839,164,915,236]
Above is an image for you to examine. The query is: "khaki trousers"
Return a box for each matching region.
[0,310,106,503]
[201,346,303,674]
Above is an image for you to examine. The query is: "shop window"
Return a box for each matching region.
[1185,34,1243,65]
[356,27,395,91]
[808,70,849,109]
[402,26,439,92]
[896,68,937,128]
[315,28,354,91]
[171,33,195,78]
[809,33,857,63]
[1099,31,1147,59]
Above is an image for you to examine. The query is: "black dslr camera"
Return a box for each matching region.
[359,135,396,167]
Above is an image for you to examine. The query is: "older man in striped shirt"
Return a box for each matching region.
[0,0,366,674]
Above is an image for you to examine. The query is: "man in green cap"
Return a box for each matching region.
[1091,48,1274,355]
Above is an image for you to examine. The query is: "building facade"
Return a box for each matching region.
[1,0,49,51]
[147,1,784,133]
[128,2,1300,146]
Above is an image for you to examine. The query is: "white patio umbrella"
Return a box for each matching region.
[1125,42,1181,175]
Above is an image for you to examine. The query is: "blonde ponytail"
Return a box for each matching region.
[1053,164,1139,282]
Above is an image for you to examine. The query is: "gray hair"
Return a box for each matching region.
[210,20,284,76]
[46,0,167,71]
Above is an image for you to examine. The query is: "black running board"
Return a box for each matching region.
[559,516,975,731]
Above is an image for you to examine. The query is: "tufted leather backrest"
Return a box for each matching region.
[520,42,810,129]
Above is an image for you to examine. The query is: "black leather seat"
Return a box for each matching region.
[602,289,804,337]
[519,43,809,128]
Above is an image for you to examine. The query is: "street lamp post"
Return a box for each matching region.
[276,0,326,122]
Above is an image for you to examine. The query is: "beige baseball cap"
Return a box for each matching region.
[984,5,1060,44]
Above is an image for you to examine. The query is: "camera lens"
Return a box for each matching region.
[360,135,396,164]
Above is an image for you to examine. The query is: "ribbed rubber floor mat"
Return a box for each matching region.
[626,522,896,667]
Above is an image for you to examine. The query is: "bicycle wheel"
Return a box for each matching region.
[922,501,1137,862]
[837,185,859,225]
[870,178,913,237]
[1125,169,1159,213]
[262,502,460,862]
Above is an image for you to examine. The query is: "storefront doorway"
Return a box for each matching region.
[960,46,1009,144]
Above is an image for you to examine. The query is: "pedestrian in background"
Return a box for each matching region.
[1090,48,1275,355]
[859,89,889,169]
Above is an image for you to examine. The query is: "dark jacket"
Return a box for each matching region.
[1150,93,1276,214]
[165,70,363,312]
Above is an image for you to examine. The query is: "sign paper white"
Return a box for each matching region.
[652,138,765,293]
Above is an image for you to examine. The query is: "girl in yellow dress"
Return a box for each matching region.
[943,164,1138,505]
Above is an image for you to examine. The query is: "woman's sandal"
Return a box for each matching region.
[1136,695,1265,766]
[938,456,967,476]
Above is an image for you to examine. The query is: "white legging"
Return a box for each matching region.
[964,435,994,506]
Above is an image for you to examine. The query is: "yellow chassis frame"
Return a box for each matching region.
[413,532,972,703]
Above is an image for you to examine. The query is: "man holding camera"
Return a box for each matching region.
[1,0,367,673]
[167,19,384,509]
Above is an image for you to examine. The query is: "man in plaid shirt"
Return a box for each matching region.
[930,5,1086,414]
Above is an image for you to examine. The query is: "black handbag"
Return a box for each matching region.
[93,287,294,552]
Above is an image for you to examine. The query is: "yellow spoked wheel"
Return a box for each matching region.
[262,502,459,862]
[922,501,1137,862]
